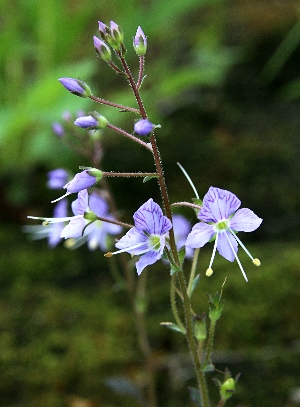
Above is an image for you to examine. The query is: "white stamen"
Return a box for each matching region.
[208,232,219,269]
[177,162,199,199]
[51,192,70,203]
[229,228,255,260]
[27,215,80,223]
[105,241,149,257]
[225,233,248,282]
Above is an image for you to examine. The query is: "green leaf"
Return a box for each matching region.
[188,387,202,407]
[160,322,185,334]
[143,175,159,183]
[190,274,201,297]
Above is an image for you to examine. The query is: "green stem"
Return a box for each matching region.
[170,275,186,334]
[203,318,216,368]
[89,95,140,113]
[187,248,200,297]
[177,271,211,407]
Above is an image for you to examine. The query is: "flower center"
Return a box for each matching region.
[215,220,229,231]
[148,235,161,251]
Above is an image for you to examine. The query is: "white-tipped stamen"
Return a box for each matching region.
[208,232,219,269]
[104,241,149,257]
[51,192,70,203]
[225,233,248,282]
[27,215,77,223]
[177,162,199,199]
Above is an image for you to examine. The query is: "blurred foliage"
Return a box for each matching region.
[1,0,300,406]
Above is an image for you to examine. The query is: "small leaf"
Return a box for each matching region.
[170,262,181,276]
[190,274,200,297]
[143,175,159,183]
[105,376,143,402]
[188,386,202,406]
[160,322,185,334]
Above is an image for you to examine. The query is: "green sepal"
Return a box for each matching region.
[190,274,200,297]
[207,291,224,322]
[170,262,181,276]
[160,322,185,334]
[143,175,159,183]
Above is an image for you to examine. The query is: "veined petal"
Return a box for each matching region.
[199,187,241,223]
[60,216,86,238]
[136,251,161,275]
[133,198,172,235]
[217,231,238,262]
[115,228,149,255]
[229,208,263,232]
[185,222,215,248]
[72,189,89,215]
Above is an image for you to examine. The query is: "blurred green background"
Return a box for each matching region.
[1,0,300,406]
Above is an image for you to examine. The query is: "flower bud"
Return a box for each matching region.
[220,378,236,401]
[64,169,102,194]
[98,21,109,40]
[133,26,147,56]
[58,78,92,98]
[93,36,111,61]
[134,119,153,136]
[74,113,108,130]
[110,21,123,43]
[52,122,65,138]
[193,314,207,342]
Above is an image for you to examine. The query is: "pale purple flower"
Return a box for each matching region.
[98,21,109,39]
[172,214,194,259]
[134,119,153,136]
[47,169,69,189]
[61,190,121,250]
[185,187,262,281]
[28,190,121,251]
[24,199,68,248]
[111,199,172,275]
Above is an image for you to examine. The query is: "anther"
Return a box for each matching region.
[206,268,213,277]
[253,258,261,267]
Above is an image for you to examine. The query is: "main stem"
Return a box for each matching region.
[120,51,210,407]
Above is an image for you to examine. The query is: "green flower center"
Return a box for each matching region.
[149,235,161,251]
[216,220,229,231]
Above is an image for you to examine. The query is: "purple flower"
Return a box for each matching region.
[110,199,172,275]
[74,114,108,130]
[134,119,153,136]
[185,187,262,281]
[93,36,111,60]
[52,122,65,137]
[172,214,194,259]
[47,169,69,189]
[133,26,147,55]
[58,78,91,98]
[24,199,68,248]
[61,190,121,250]
[63,169,102,194]
[28,190,121,252]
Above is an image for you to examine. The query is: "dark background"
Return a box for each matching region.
[1,0,300,406]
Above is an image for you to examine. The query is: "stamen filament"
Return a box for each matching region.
[229,227,254,260]
[104,241,148,257]
[225,233,248,282]
[27,215,78,223]
[208,232,218,269]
